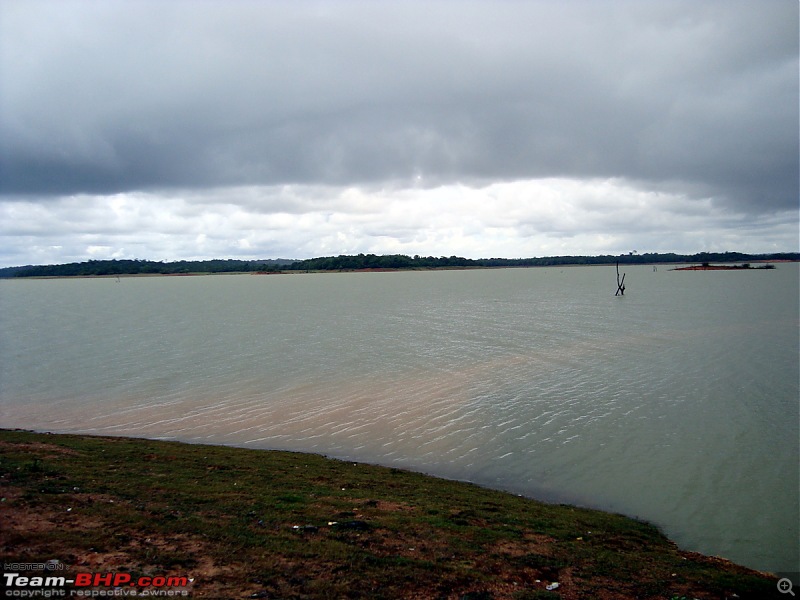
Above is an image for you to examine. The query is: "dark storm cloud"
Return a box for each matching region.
[2,0,797,211]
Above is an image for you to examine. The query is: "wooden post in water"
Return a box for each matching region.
[615,261,626,296]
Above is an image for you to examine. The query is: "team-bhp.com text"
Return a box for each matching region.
[4,573,190,597]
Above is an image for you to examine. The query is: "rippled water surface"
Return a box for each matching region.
[1,265,798,572]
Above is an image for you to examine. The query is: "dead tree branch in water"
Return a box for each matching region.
[615,262,626,296]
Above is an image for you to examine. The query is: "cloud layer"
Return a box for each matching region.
[0,0,797,266]
[1,179,795,267]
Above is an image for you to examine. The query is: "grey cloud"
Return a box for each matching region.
[1,0,797,214]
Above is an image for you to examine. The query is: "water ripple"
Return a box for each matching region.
[1,267,797,573]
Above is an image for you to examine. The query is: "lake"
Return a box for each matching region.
[1,264,797,573]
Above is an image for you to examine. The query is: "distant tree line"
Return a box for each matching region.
[1,252,796,278]
[286,251,798,271]
[0,258,292,278]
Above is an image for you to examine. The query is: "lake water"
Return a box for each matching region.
[1,265,798,573]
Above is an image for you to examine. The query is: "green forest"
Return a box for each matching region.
[0,252,796,278]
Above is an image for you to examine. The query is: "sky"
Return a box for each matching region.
[0,0,798,267]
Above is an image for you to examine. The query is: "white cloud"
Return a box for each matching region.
[1,178,795,267]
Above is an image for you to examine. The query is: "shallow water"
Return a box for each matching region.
[1,265,797,572]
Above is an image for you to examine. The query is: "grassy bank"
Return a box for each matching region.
[0,429,777,599]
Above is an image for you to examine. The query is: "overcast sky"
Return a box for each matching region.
[1,0,797,267]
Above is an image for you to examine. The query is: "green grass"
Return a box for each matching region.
[0,429,779,599]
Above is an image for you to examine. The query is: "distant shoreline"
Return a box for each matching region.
[3,262,796,280]
[1,252,797,279]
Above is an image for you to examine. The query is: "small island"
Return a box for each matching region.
[672,263,776,271]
